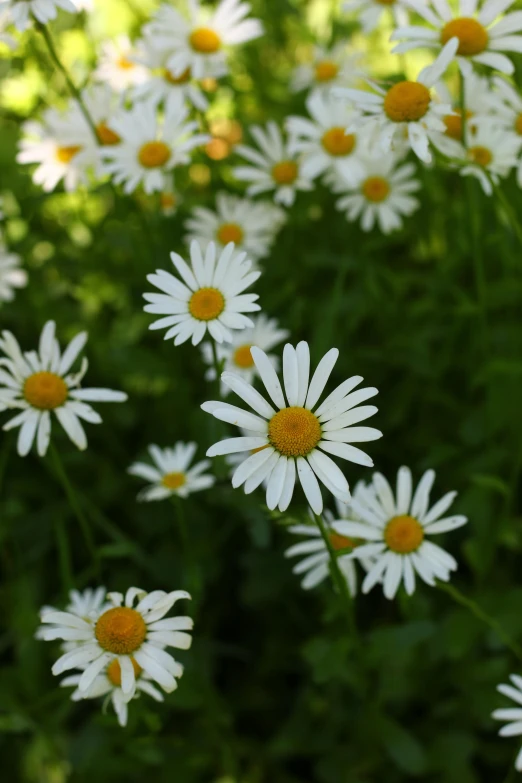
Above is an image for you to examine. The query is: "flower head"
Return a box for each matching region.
[128,442,215,501]
[93,36,149,92]
[291,43,364,99]
[457,122,521,194]
[493,674,522,772]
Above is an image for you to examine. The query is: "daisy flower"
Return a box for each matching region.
[128,442,215,502]
[343,0,409,33]
[334,466,468,600]
[41,586,193,699]
[392,0,522,76]
[491,77,522,186]
[233,122,313,207]
[102,97,208,195]
[143,240,260,346]
[335,39,459,163]
[93,36,150,92]
[37,587,109,645]
[184,193,287,262]
[457,122,521,194]
[202,341,382,515]
[493,674,522,772]
[287,92,365,185]
[144,0,263,81]
[0,237,27,304]
[291,43,364,99]
[0,0,78,31]
[201,313,289,390]
[0,321,127,457]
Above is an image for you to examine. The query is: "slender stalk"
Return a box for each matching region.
[492,180,522,247]
[54,517,74,593]
[171,497,201,604]
[437,581,522,662]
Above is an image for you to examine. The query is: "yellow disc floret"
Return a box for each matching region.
[384,515,424,554]
[107,657,142,687]
[315,61,339,82]
[233,344,254,368]
[97,122,121,146]
[164,67,191,84]
[362,176,390,203]
[440,17,488,57]
[268,407,322,457]
[117,56,135,70]
[138,141,171,169]
[272,161,298,185]
[162,472,186,490]
[56,145,82,164]
[469,145,492,166]
[383,81,431,123]
[329,532,355,551]
[217,222,244,246]
[322,127,356,156]
[190,27,221,53]
[189,287,225,321]
[24,372,68,410]
[95,607,147,655]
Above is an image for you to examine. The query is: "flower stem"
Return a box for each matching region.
[491,180,522,246]
[171,497,201,605]
[437,581,522,662]
[54,517,74,594]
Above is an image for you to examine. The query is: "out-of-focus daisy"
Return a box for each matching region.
[343,0,409,33]
[457,122,521,194]
[291,43,364,99]
[102,97,208,195]
[128,442,214,502]
[37,587,109,645]
[159,184,181,216]
[492,77,522,186]
[143,240,260,346]
[392,0,522,76]
[201,314,289,389]
[93,36,150,92]
[336,39,459,163]
[202,341,382,514]
[430,71,498,153]
[144,0,263,80]
[41,587,193,699]
[335,466,468,599]
[0,0,78,31]
[234,122,313,207]
[493,674,522,772]
[331,155,421,233]
[0,321,127,457]
[184,193,286,262]
[287,92,365,185]
[0,237,27,304]
[82,84,122,148]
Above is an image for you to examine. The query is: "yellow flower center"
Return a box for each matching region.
[96,122,121,146]
[117,55,135,70]
[314,61,339,82]
[189,287,225,321]
[329,532,355,551]
[469,145,492,166]
[106,657,142,687]
[95,607,147,655]
[217,222,244,246]
[272,160,298,185]
[162,471,186,490]
[440,17,488,57]
[321,127,356,156]
[515,113,522,135]
[362,176,390,203]
[55,145,82,164]
[384,81,431,123]
[443,109,473,141]
[164,67,192,85]
[384,515,424,554]
[138,141,171,169]
[233,344,254,368]
[24,372,68,410]
[268,407,322,457]
[189,27,221,53]
[160,193,177,210]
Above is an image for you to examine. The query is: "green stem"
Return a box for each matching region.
[491,181,522,247]
[437,581,522,661]
[210,339,225,394]
[54,517,74,594]
[171,497,201,604]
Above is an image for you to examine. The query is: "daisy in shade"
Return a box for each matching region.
[456,122,521,194]
[287,92,365,185]
[128,442,215,502]
[493,674,522,772]
[144,0,263,81]
[343,0,409,33]
[233,122,313,207]
[201,314,289,390]
[143,240,260,346]
[334,466,468,600]
[202,341,382,514]
[392,0,522,76]
[0,321,127,457]
[93,36,149,92]
[291,43,364,99]
[0,236,27,304]
[492,77,522,186]
[184,193,286,262]
[0,0,78,31]
[335,39,459,163]
[41,586,193,700]
[102,97,208,195]
[37,587,109,646]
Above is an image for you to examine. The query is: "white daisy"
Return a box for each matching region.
[143,240,260,346]
[456,122,521,194]
[201,313,289,390]
[79,84,124,175]
[41,586,193,699]
[93,36,150,92]
[343,0,409,33]
[392,0,522,76]
[37,587,109,645]
[291,43,364,99]
[491,76,522,186]
[335,39,459,163]
[233,122,314,207]
[0,0,78,31]
[0,236,27,304]
[202,341,382,515]
[0,321,127,457]
[144,0,264,81]
[102,97,208,195]
[287,92,365,185]
[184,193,286,262]
[128,442,215,502]
[493,674,522,772]
[334,466,468,600]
